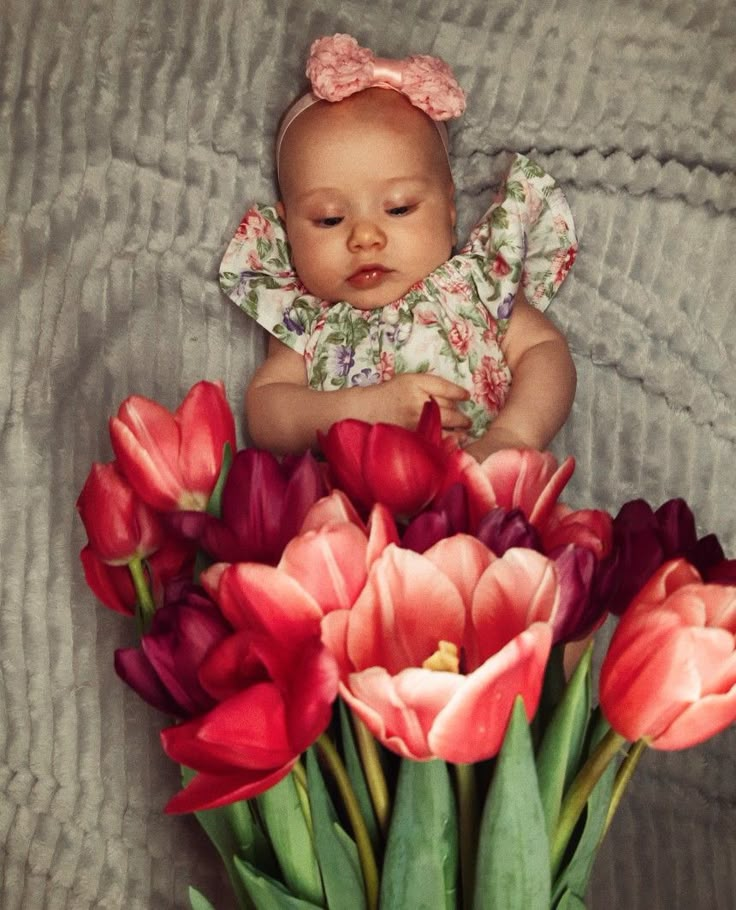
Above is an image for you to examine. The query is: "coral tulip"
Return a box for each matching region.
[600,559,736,749]
[77,461,164,564]
[321,538,559,763]
[110,380,236,511]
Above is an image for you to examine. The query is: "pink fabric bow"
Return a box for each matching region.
[305,34,466,121]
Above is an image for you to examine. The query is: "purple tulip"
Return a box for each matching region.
[168,448,327,565]
[475,507,542,556]
[114,582,232,717]
[402,484,470,552]
[549,545,600,643]
[606,498,731,614]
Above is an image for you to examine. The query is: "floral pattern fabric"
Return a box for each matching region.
[219,154,577,438]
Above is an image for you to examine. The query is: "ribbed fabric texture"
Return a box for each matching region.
[1,0,734,907]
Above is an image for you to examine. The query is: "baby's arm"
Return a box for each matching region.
[464,291,576,462]
[246,336,472,454]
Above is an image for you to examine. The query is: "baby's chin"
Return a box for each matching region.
[328,276,424,311]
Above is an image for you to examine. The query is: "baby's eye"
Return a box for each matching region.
[386,205,414,217]
[315,216,343,227]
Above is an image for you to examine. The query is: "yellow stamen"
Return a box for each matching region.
[422,640,460,673]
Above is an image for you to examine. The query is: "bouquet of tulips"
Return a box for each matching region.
[76,380,736,910]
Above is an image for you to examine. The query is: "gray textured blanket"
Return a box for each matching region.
[2,0,735,907]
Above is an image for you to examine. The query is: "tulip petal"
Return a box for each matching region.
[110,402,184,511]
[319,420,371,508]
[366,503,400,566]
[428,624,552,763]
[422,535,495,610]
[114,647,183,716]
[363,425,441,514]
[162,684,295,770]
[175,381,236,497]
[300,490,364,532]
[279,523,368,613]
[214,563,324,637]
[339,670,435,760]
[165,763,295,814]
[80,546,136,615]
[651,686,736,750]
[469,549,558,668]
[285,639,340,754]
[346,546,465,674]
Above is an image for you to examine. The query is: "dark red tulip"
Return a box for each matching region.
[168,448,327,564]
[115,583,231,717]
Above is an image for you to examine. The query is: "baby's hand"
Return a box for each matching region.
[365,373,472,432]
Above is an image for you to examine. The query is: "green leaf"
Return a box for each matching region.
[207,442,234,518]
[551,715,618,905]
[181,765,265,909]
[338,701,380,852]
[554,888,587,910]
[536,645,593,841]
[380,758,458,910]
[257,772,325,906]
[234,858,325,910]
[188,886,217,910]
[473,697,550,910]
[305,748,366,910]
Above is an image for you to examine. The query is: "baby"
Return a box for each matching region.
[220,34,577,462]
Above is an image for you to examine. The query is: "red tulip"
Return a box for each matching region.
[167,448,327,564]
[77,461,164,564]
[80,537,196,616]
[80,545,137,615]
[318,399,463,517]
[161,559,342,812]
[321,537,558,763]
[109,380,236,511]
[600,559,736,749]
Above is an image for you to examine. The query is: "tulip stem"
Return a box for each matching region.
[128,555,155,633]
[551,727,627,876]
[316,734,380,910]
[455,763,478,910]
[352,715,391,837]
[601,738,647,839]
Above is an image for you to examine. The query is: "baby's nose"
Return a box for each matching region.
[348,219,387,251]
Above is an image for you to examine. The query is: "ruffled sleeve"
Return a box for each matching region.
[460,154,578,332]
[218,204,325,354]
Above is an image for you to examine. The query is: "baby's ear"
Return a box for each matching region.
[275,201,286,221]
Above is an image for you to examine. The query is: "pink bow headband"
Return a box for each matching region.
[276,34,466,177]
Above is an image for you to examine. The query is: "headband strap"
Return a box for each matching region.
[276,34,465,179]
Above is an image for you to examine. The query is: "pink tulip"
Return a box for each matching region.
[318,400,463,516]
[321,538,559,763]
[600,559,736,749]
[110,380,236,511]
[77,461,164,564]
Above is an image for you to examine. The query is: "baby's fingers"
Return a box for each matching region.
[418,374,470,401]
[433,398,472,430]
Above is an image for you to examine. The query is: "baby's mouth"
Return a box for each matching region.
[347,265,393,289]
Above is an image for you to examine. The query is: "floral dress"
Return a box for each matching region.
[219,153,577,439]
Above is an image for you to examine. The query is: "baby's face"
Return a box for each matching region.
[277,89,456,310]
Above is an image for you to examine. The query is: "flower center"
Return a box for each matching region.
[422,640,460,673]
